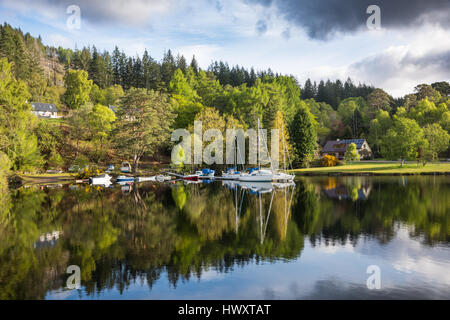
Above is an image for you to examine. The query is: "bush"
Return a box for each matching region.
[75,166,104,179]
[47,150,64,169]
[0,152,11,176]
[321,155,339,167]
[73,155,90,168]
[344,143,360,161]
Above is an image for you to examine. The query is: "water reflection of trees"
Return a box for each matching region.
[297,176,449,246]
[0,176,448,298]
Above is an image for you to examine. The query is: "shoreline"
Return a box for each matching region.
[294,171,450,176]
[290,162,450,177]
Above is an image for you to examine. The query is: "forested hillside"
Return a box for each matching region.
[0,22,449,180]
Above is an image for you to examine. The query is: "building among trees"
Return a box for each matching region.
[322,139,372,160]
[31,103,59,118]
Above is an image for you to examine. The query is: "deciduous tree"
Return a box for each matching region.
[114,88,175,172]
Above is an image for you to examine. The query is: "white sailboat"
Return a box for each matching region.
[272,123,294,182]
[239,119,274,182]
[222,135,245,180]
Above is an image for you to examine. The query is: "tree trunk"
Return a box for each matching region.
[132,154,140,173]
[75,138,79,159]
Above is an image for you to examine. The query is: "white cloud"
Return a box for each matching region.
[46,34,75,49]
[174,44,221,66]
[1,0,174,26]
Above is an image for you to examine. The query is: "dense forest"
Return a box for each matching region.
[0,22,449,181]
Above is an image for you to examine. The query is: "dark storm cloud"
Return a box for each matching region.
[351,49,450,79]
[246,0,450,40]
[405,50,450,71]
[348,48,450,96]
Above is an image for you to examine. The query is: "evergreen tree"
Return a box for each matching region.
[316,80,326,103]
[302,79,315,99]
[161,49,176,86]
[190,55,199,74]
[289,104,317,167]
[176,54,187,74]
[112,46,121,85]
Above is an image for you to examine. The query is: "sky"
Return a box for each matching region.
[0,0,449,97]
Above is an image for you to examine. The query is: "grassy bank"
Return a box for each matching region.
[291,162,450,175]
[20,173,74,184]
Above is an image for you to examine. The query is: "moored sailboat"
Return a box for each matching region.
[271,122,294,182]
[239,119,273,182]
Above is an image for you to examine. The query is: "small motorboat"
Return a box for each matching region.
[89,174,112,185]
[106,164,115,173]
[116,175,134,183]
[120,162,131,173]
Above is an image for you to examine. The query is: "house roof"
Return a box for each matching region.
[32,103,58,112]
[322,139,366,153]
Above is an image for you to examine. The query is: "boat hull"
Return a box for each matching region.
[238,170,273,182]
[116,176,134,183]
[89,174,112,185]
[222,173,240,180]
[238,175,272,182]
[136,176,156,182]
[183,175,200,181]
[272,173,295,181]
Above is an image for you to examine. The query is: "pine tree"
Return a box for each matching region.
[176,54,187,73]
[190,55,199,74]
[302,79,315,99]
[289,104,317,167]
[112,46,121,85]
[161,49,176,86]
[316,80,326,103]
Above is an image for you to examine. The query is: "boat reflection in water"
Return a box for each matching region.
[222,180,295,243]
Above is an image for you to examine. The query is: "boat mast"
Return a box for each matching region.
[258,118,274,172]
[282,123,286,172]
[257,119,260,169]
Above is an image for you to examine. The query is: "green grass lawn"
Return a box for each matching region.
[21,173,72,177]
[291,161,450,175]
[20,173,74,184]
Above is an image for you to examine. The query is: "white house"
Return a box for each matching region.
[322,139,373,160]
[31,103,59,118]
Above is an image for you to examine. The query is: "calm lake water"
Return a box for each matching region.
[1,176,449,300]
